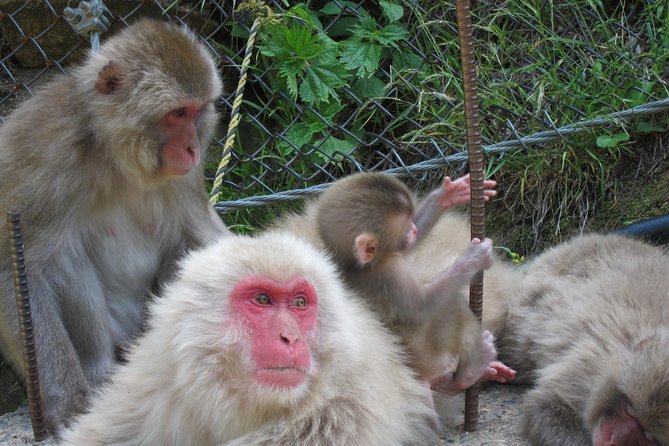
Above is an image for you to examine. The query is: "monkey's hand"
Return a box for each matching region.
[483,361,516,383]
[462,237,494,272]
[436,174,497,209]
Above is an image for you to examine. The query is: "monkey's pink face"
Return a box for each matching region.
[159,103,205,176]
[229,276,317,389]
[592,401,659,446]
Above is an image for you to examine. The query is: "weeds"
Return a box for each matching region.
[213,1,669,243]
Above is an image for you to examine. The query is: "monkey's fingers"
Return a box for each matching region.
[483,361,516,383]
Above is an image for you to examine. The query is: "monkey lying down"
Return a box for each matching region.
[59,232,436,446]
[497,234,669,446]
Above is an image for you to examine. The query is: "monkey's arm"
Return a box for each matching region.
[4,275,93,433]
[421,238,493,304]
[413,175,496,246]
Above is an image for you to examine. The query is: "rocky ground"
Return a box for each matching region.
[0,383,529,445]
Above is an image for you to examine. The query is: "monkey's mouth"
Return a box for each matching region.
[255,366,309,388]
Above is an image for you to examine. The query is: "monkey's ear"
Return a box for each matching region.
[354,233,377,266]
[95,62,127,94]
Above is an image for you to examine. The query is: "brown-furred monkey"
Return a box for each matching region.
[59,232,436,446]
[497,234,669,446]
[316,174,515,386]
[0,18,229,433]
[275,172,516,421]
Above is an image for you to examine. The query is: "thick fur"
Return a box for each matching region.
[497,234,669,445]
[0,19,228,431]
[277,204,519,335]
[60,233,435,446]
[407,211,521,336]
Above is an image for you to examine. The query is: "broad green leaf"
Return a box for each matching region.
[341,39,381,77]
[376,23,406,47]
[300,65,346,105]
[379,0,404,22]
[392,51,424,71]
[315,135,357,162]
[596,132,629,148]
[352,76,386,98]
[317,102,345,121]
[287,4,323,31]
[279,122,315,155]
[636,121,666,133]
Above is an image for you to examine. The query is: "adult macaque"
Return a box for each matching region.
[60,233,436,446]
[497,234,669,446]
[0,19,229,432]
[313,173,515,396]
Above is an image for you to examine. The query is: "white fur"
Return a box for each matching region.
[60,233,434,445]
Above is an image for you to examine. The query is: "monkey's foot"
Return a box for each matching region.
[483,360,516,383]
[430,330,500,395]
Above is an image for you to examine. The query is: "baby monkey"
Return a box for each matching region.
[315,173,515,404]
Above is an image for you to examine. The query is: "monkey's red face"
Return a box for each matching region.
[159,103,205,176]
[592,401,659,446]
[230,276,317,389]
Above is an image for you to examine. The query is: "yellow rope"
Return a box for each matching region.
[209,3,271,205]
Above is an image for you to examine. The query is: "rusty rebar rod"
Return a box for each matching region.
[7,211,47,442]
[454,0,485,432]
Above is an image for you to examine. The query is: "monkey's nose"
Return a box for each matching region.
[280,331,300,345]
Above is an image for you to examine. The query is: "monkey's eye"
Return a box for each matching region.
[171,108,187,118]
[253,294,271,305]
[291,295,308,308]
[643,429,656,443]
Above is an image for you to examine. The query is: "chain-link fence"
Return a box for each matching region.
[1,0,668,220]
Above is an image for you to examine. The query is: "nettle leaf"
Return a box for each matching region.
[278,63,300,99]
[319,101,345,120]
[315,34,340,64]
[258,26,291,58]
[392,51,424,71]
[285,26,325,59]
[300,65,348,105]
[341,39,382,78]
[596,132,629,148]
[287,4,323,31]
[279,122,315,155]
[379,0,404,22]
[351,15,379,37]
[315,134,357,162]
[352,76,386,98]
[376,23,406,48]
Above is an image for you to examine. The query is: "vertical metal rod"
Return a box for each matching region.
[7,211,47,441]
[455,0,485,432]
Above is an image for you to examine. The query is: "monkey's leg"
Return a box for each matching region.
[17,279,92,432]
[520,386,591,446]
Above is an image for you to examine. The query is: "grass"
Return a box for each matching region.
[211,0,669,247]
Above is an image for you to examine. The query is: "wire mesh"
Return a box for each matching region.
[0,0,667,215]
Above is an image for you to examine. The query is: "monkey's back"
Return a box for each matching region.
[499,233,669,380]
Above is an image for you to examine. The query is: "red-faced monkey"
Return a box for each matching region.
[59,232,436,446]
[497,234,669,446]
[0,19,229,432]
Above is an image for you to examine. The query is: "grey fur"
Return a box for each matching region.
[497,234,669,445]
[0,18,228,432]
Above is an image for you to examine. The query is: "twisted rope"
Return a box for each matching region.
[209,13,263,205]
